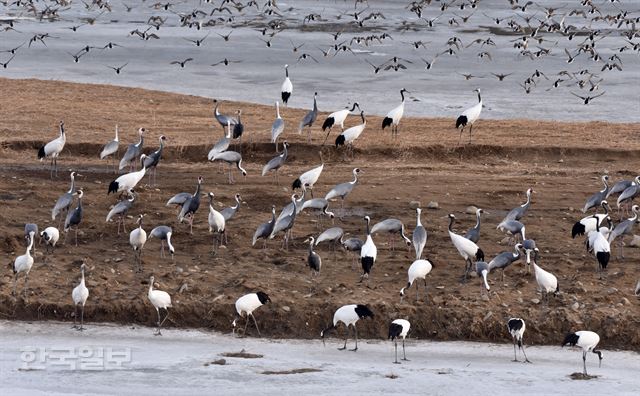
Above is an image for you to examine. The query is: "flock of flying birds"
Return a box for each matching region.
[0,0,639,107]
[4,0,640,372]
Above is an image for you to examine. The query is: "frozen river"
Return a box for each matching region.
[1,321,638,395]
[0,0,639,122]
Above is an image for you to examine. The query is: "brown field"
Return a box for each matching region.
[0,78,639,350]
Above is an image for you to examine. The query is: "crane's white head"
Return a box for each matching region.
[474,88,481,93]
[477,208,484,214]
[149,275,155,286]
[448,213,456,219]
[138,127,146,135]
[198,176,203,184]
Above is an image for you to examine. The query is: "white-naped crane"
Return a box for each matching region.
[108,154,148,195]
[455,88,482,144]
[252,205,276,248]
[262,141,289,185]
[475,261,491,294]
[371,218,412,250]
[210,150,247,184]
[269,194,299,250]
[147,275,172,335]
[208,120,232,161]
[572,200,610,238]
[305,236,322,278]
[504,188,534,222]
[221,193,242,225]
[12,232,34,298]
[607,204,639,259]
[315,226,344,258]
[178,177,203,235]
[292,152,324,197]
[207,192,226,254]
[507,318,531,363]
[166,176,202,214]
[276,189,305,226]
[335,111,366,159]
[40,226,59,255]
[321,304,374,351]
[64,190,84,246]
[562,331,603,376]
[464,208,484,243]
[488,243,523,282]
[281,64,292,105]
[325,168,361,214]
[448,213,484,280]
[129,214,147,272]
[532,250,559,302]
[71,263,89,331]
[382,88,409,138]
[271,101,285,151]
[342,235,364,269]
[522,238,537,274]
[389,319,411,364]
[412,208,427,259]
[213,99,237,132]
[52,171,78,225]
[24,224,38,255]
[301,197,335,226]
[322,102,360,145]
[360,216,377,286]
[496,219,525,245]
[100,124,120,172]
[616,176,640,213]
[583,175,610,213]
[232,291,271,337]
[142,135,167,186]
[38,120,66,178]
[298,92,318,142]
[149,226,175,259]
[400,259,433,303]
[119,127,145,172]
[105,193,135,234]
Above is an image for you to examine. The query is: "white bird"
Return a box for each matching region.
[108,154,147,195]
[147,275,172,335]
[388,319,411,364]
[129,214,147,272]
[335,111,366,158]
[589,214,611,273]
[38,121,66,178]
[320,304,375,351]
[40,226,60,254]
[71,263,89,331]
[412,208,427,259]
[207,192,226,253]
[12,233,35,298]
[400,259,433,303]
[455,88,482,144]
[562,331,603,376]
[531,251,559,302]
[271,101,285,151]
[292,153,324,197]
[448,214,485,279]
[507,318,531,363]
[360,216,377,286]
[281,64,292,105]
[572,201,610,238]
[100,124,120,172]
[232,291,271,337]
[321,102,360,145]
[382,88,409,137]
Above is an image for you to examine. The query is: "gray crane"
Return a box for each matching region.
[464,208,484,243]
[504,188,533,222]
[179,178,203,234]
[608,204,639,259]
[269,194,298,250]
[52,171,78,225]
[252,205,276,249]
[583,175,609,213]
[301,197,335,227]
[475,261,491,294]
[106,194,135,234]
[271,101,285,152]
[325,168,361,215]
[262,141,289,185]
[143,135,167,186]
[315,226,344,257]
[277,189,305,225]
[149,225,175,259]
[306,236,322,277]
[488,243,523,282]
[208,120,232,161]
[371,218,412,250]
[606,178,634,200]
[221,193,241,222]
[412,208,427,259]
[213,99,237,132]
[298,92,318,142]
[24,223,38,254]
[100,125,119,173]
[119,127,145,172]
[342,236,364,269]
[497,219,526,245]
[616,176,640,212]
[64,190,84,246]
[233,110,244,144]
[522,239,537,274]
[166,176,202,214]
[210,150,247,184]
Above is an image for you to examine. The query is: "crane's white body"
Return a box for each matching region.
[129,225,147,252]
[412,208,427,259]
[297,164,324,190]
[331,304,362,327]
[235,293,264,316]
[532,262,558,293]
[40,226,60,248]
[449,227,480,261]
[339,117,366,145]
[361,234,377,262]
[327,109,351,129]
[148,280,172,310]
[460,94,482,126]
[573,331,600,352]
[406,259,432,287]
[42,124,66,160]
[14,236,34,277]
[72,268,89,307]
[110,158,147,194]
[391,319,410,338]
[281,64,292,104]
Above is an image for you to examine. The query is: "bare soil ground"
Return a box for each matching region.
[1,78,638,350]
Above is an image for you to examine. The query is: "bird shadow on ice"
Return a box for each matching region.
[569,372,599,380]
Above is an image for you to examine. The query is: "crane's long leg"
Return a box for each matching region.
[79,304,85,331]
[512,337,518,362]
[583,351,587,375]
[350,325,358,351]
[393,339,399,364]
[402,339,408,361]
[458,127,464,145]
[243,314,250,337]
[12,273,18,296]
[468,124,473,144]
[75,227,78,246]
[159,309,170,329]
[251,313,261,337]
[73,304,78,329]
[338,325,348,350]
[154,308,161,335]
[521,341,531,363]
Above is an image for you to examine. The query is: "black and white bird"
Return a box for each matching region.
[38,121,66,178]
[505,188,534,221]
[119,128,145,172]
[322,103,360,145]
[389,319,411,364]
[321,304,374,351]
[100,125,120,172]
[71,263,89,331]
[382,88,408,137]
[149,226,175,259]
[271,101,285,151]
[562,331,603,376]
[298,92,318,141]
[400,259,433,303]
[455,89,482,144]
[583,175,610,213]
[64,190,84,246]
[148,275,172,335]
[252,205,276,248]
[207,192,226,253]
[448,214,484,279]
[590,214,611,272]
[488,244,522,282]
[371,218,412,250]
[211,151,247,184]
[281,64,292,105]
[360,216,377,286]
[412,208,427,259]
[464,208,484,243]
[12,233,35,298]
[532,251,559,302]
[572,201,611,238]
[292,153,324,196]
[507,318,531,363]
[262,141,288,185]
[108,155,148,195]
[105,194,135,234]
[325,168,361,213]
[52,171,78,223]
[335,111,366,159]
[40,226,60,254]
[306,236,322,276]
[233,291,271,337]
[178,177,203,234]
[129,214,147,272]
